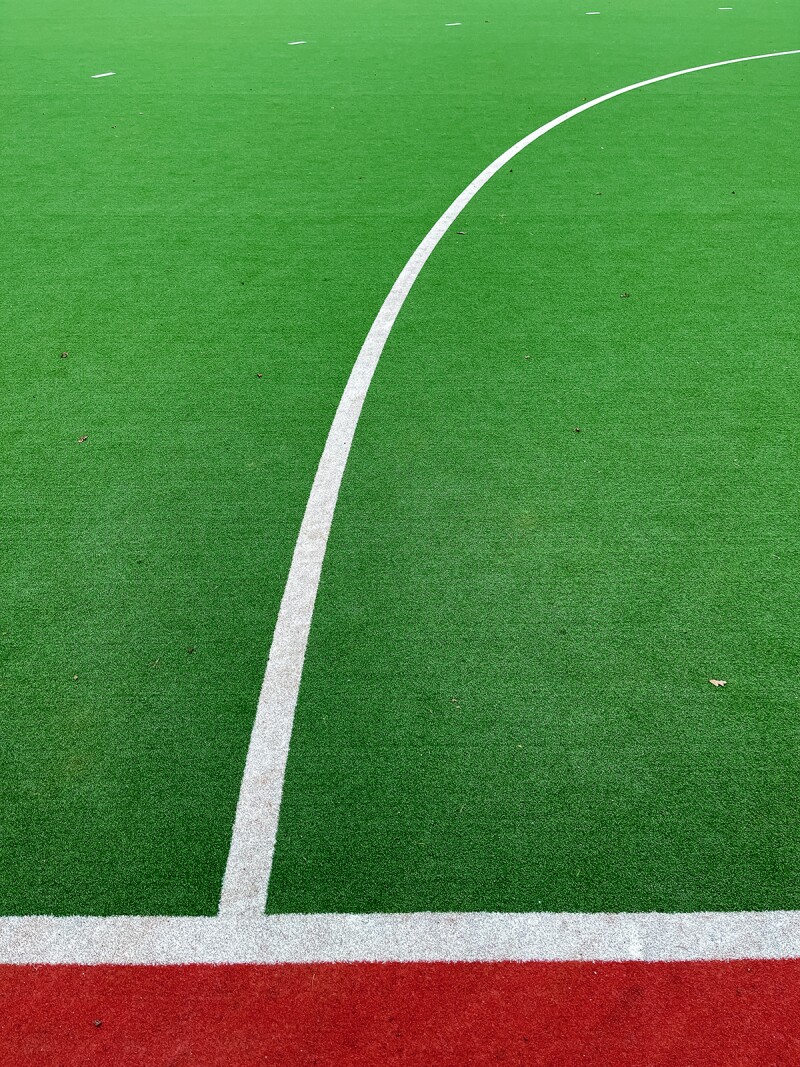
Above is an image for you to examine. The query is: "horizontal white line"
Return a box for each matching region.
[2,911,799,964]
[288,40,306,45]
[90,72,116,78]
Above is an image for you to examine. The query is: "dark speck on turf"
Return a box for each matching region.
[60,351,68,358]
[93,1020,102,1028]
[574,427,581,433]
[621,292,630,298]
[256,373,263,378]
[187,647,196,654]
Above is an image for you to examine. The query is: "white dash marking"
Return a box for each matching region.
[218,47,800,920]
[446,22,462,26]
[288,40,306,45]
[91,72,116,78]
[586,11,601,14]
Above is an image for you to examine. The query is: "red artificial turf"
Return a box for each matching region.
[2,959,799,1065]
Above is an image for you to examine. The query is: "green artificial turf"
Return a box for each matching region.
[1,0,798,915]
[268,60,800,914]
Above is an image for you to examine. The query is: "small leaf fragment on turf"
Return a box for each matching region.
[256,373,263,378]
[709,679,727,687]
[621,292,631,298]
[60,351,69,358]
[77,435,88,443]
[574,427,581,433]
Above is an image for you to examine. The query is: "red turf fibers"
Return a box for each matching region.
[2,959,799,1065]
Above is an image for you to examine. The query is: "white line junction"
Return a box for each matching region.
[6,48,800,966]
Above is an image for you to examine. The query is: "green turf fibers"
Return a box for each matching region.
[267,60,800,914]
[1,0,798,915]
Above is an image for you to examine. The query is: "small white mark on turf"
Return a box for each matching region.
[91,72,116,78]
[288,40,307,45]
[446,22,462,26]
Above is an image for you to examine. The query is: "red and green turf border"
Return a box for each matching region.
[3,960,799,1064]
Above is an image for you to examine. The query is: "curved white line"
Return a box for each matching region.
[219,49,800,917]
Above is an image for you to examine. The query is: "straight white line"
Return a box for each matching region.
[91,72,116,78]
[2,912,799,965]
[218,47,800,921]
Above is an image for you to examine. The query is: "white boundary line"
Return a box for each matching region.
[3,912,800,965]
[3,49,799,966]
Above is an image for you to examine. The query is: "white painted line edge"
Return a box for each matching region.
[90,72,116,78]
[288,41,307,45]
[2,912,799,965]
[218,47,800,924]
[446,23,462,26]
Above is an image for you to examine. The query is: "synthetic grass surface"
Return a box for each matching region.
[1,0,798,916]
[268,55,800,913]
